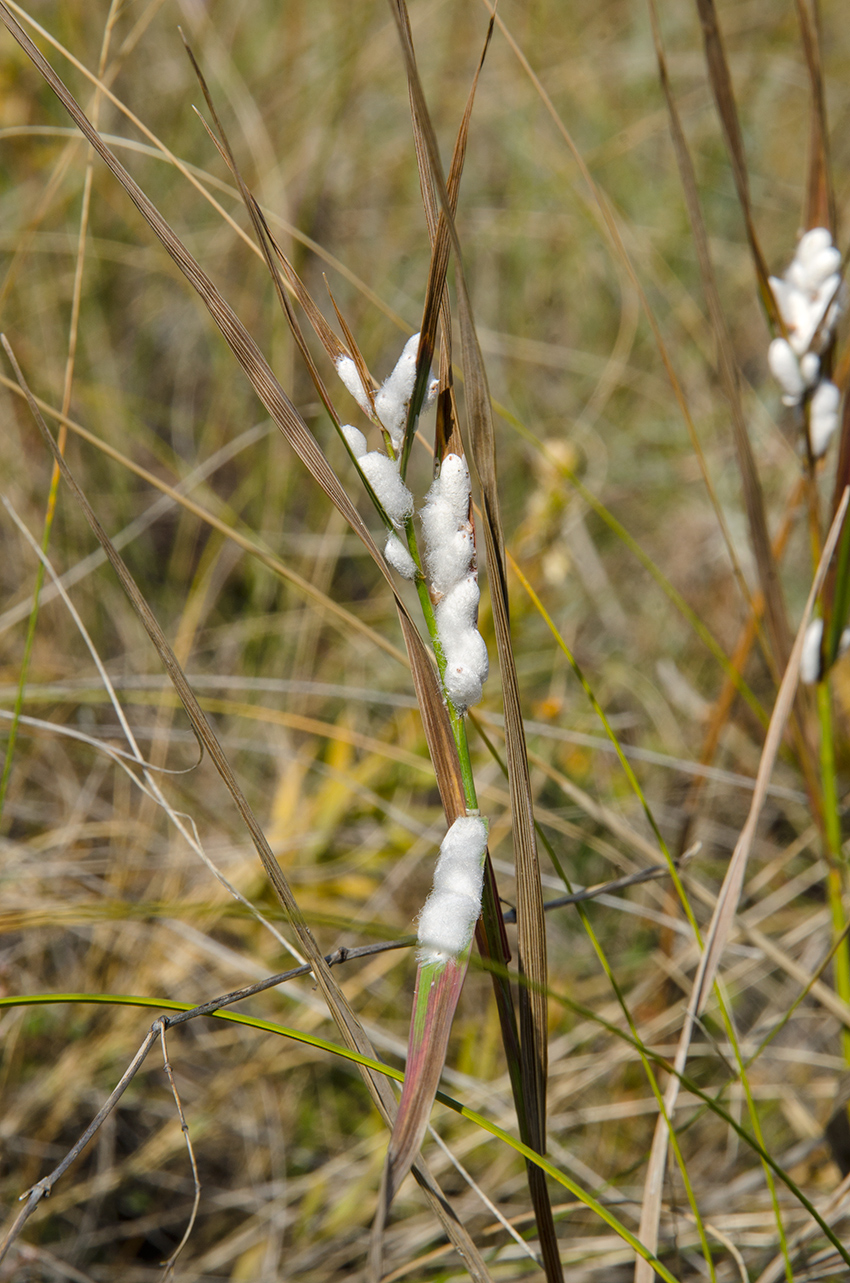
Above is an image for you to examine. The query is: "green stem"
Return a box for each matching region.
[818,678,850,1064]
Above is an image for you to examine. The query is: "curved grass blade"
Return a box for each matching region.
[6,990,850,1277]
[370,954,470,1279]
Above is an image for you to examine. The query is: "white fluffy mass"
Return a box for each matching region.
[809,380,841,458]
[375,333,419,451]
[345,435,416,577]
[417,816,488,964]
[767,337,805,406]
[769,228,842,358]
[384,531,417,579]
[800,617,824,685]
[421,455,489,712]
[335,356,373,416]
[768,228,844,459]
[341,423,368,459]
[359,451,414,526]
[336,333,438,452]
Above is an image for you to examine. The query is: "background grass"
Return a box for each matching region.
[2,0,850,1278]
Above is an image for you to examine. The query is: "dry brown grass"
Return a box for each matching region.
[2,1,850,1279]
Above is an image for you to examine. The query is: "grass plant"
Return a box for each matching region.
[2,2,850,1280]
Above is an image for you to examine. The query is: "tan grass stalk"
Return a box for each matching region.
[634,486,850,1282]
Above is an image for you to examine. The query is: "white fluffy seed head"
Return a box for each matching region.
[384,531,417,579]
[809,380,841,458]
[417,816,488,964]
[335,355,373,416]
[341,424,368,459]
[358,452,414,525]
[800,617,824,685]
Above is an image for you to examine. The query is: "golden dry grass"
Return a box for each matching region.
[2,1,850,1279]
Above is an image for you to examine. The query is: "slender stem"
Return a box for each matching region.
[822,674,850,1064]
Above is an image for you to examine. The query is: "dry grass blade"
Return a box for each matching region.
[676,478,805,852]
[649,0,789,680]
[693,0,775,318]
[795,0,835,232]
[187,103,361,434]
[389,4,561,1279]
[371,959,469,1282]
[481,0,778,696]
[0,2,470,830]
[0,372,408,664]
[2,335,491,1282]
[323,277,380,420]
[0,1026,161,1263]
[400,6,494,475]
[180,39,409,545]
[634,486,850,1283]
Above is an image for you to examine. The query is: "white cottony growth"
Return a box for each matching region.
[769,229,844,461]
[809,380,841,458]
[384,531,417,579]
[359,451,414,526]
[417,816,488,964]
[800,352,821,386]
[375,333,419,451]
[436,577,489,711]
[442,629,489,711]
[769,227,843,357]
[421,455,473,590]
[342,427,417,575]
[423,454,472,530]
[338,334,437,450]
[767,338,804,405]
[435,574,480,636]
[424,376,440,413]
[421,455,489,712]
[335,355,373,416]
[428,527,474,596]
[418,893,481,963]
[800,617,824,685]
[341,424,368,459]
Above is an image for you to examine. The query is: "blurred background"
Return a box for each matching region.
[1,1,850,1278]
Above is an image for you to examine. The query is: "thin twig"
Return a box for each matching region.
[157,1021,201,1275]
